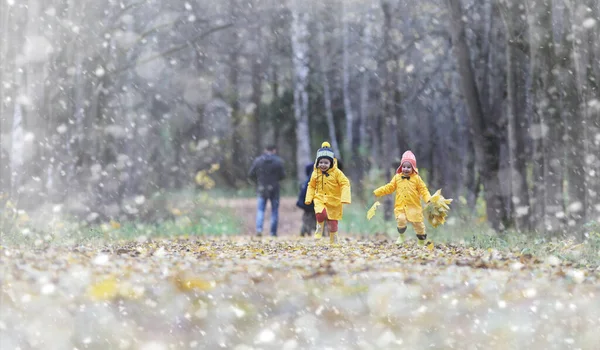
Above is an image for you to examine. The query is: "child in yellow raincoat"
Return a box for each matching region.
[304,142,351,244]
[373,150,432,246]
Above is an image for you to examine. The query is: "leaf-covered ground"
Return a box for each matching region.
[2,235,599,350]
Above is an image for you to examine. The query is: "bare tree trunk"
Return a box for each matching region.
[532,0,565,234]
[359,10,372,156]
[354,10,373,200]
[380,0,399,169]
[447,0,507,231]
[499,0,532,231]
[0,0,10,192]
[222,0,243,186]
[291,4,312,183]
[250,56,263,155]
[380,0,398,221]
[10,72,24,198]
[342,1,354,157]
[581,0,600,219]
[68,50,85,186]
[316,19,340,157]
[561,1,587,228]
[524,5,547,233]
[270,65,282,147]
[0,0,7,127]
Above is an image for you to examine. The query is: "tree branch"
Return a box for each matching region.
[402,59,447,106]
[108,23,233,76]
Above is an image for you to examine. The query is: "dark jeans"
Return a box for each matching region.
[300,211,316,236]
[256,192,280,236]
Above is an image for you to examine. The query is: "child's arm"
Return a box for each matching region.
[304,170,317,205]
[417,176,432,203]
[373,175,398,197]
[338,171,351,204]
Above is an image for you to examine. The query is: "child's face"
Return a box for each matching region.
[318,159,331,171]
[401,162,413,175]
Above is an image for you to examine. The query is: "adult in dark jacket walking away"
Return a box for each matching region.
[248,145,285,236]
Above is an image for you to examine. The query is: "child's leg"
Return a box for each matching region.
[395,212,408,245]
[314,209,328,238]
[413,221,427,246]
[327,220,339,244]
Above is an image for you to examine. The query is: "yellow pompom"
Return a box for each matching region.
[321,141,331,148]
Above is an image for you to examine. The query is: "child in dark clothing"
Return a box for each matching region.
[296,163,317,236]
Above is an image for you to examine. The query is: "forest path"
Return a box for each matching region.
[216,196,303,236]
[2,234,598,349]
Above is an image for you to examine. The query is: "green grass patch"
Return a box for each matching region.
[0,190,243,248]
[342,196,600,268]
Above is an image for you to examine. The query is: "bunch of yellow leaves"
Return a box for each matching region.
[195,170,216,189]
[424,189,453,228]
[366,201,381,220]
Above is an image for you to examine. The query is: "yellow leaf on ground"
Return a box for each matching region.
[110,220,121,229]
[427,241,435,252]
[174,273,215,292]
[88,276,119,301]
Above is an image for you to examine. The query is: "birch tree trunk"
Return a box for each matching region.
[10,72,24,197]
[381,0,399,171]
[353,8,374,200]
[380,0,398,221]
[291,4,312,183]
[342,2,354,158]
[316,19,341,157]
[24,0,46,197]
[0,0,10,192]
[358,9,373,157]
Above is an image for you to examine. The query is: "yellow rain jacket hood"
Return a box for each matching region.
[304,157,351,221]
[373,170,431,223]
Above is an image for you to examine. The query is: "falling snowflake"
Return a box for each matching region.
[582,18,597,29]
[256,329,275,343]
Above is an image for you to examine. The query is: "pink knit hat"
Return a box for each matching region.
[396,150,418,174]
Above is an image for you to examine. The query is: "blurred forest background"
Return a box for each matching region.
[1,0,599,235]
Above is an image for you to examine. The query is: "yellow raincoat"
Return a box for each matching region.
[304,159,351,220]
[373,173,431,222]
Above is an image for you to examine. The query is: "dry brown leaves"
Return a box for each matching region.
[1,236,599,349]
